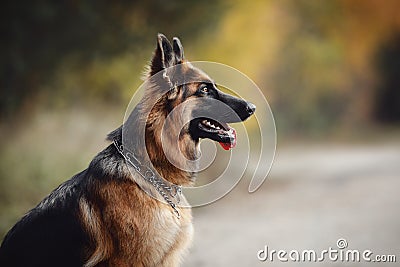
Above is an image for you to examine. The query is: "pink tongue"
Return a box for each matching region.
[219,127,237,150]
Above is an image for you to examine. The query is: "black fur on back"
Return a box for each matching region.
[0,143,125,267]
[0,171,87,266]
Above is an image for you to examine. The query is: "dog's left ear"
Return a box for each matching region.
[172,37,184,63]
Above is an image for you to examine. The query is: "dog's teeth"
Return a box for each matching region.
[203,119,223,130]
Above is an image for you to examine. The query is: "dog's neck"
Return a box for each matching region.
[108,129,197,187]
[107,89,200,187]
[145,126,199,187]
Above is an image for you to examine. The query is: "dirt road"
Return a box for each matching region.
[185,142,400,266]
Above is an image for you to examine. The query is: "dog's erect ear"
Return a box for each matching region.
[172,37,184,63]
[150,33,174,77]
[168,37,186,100]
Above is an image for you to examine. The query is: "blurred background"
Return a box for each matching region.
[1,0,399,266]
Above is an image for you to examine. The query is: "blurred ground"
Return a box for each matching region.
[186,141,400,267]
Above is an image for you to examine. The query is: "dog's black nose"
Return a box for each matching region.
[246,102,256,115]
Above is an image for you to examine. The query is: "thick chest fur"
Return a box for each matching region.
[82,179,193,267]
[140,205,193,266]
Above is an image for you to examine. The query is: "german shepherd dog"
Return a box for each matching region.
[0,34,255,266]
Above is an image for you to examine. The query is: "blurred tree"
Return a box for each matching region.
[0,0,224,120]
[270,0,400,134]
[270,1,347,134]
[374,34,400,123]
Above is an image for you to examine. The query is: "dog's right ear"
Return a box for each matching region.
[150,33,174,77]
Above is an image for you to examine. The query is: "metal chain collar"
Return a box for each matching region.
[113,139,182,218]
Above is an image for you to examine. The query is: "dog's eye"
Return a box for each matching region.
[200,85,209,94]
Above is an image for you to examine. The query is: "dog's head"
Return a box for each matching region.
[145,34,256,151]
[139,34,256,157]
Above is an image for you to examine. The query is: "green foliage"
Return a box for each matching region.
[0,0,225,119]
[272,1,347,134]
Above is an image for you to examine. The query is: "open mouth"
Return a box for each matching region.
[196,118,237,150]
